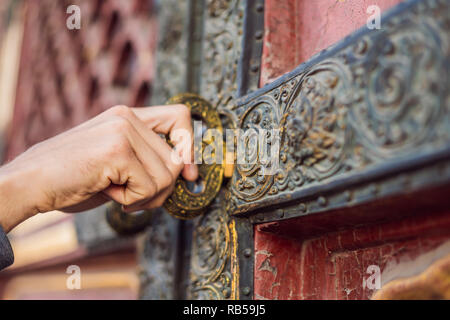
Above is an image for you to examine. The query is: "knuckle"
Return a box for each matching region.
[144,180,158,198]
[109,105,133,117]
[159,169,175,190]
[111,116,133,134]
[174,104,191,119]
[108,134,131,158]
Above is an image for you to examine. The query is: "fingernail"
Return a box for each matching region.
[189,164,198,178]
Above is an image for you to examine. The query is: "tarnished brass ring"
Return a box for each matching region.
[105,202,154,236]
[106,93,224,234]
[163,93,224,219]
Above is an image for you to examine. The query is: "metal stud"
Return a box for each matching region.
[242,287,251,296]
[318,196,327,207]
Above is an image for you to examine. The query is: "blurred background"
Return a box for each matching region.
[0,0,157,299]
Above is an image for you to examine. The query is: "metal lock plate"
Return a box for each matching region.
[163,93,224,219]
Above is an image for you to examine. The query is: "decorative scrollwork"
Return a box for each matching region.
[275,61,351,193]
[348,17,447,158]
[187,0,256,301]
[189,198,232,300]
[201,0,245,110]
[226,0,450,214]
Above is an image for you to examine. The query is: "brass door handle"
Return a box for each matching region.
[106,93,228,234]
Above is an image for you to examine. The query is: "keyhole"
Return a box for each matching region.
[186,177,205,194]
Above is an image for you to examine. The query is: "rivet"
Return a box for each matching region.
[256,3,264,13]
[243,248,252,258]
[371,184,379,196]
[277,209,284,218]
[318,196,327,207]
[344,191,353,202]
[299,203,307,212]
[251,64,259,73]
[255,30,263,40]
[402,176,411,188]
[242,287,251,296]
[222,288,231,298]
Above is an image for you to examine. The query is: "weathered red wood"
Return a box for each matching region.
[255,0,448,300]
[254,230,304,300]
[260,0,402,85]
[254,208,450,300]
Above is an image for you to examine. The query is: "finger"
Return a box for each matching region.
[102,151,157,206]
[122,183,174,212]
[112,107,192,186]
[132,105,198,181]
[132,104,193,156]
[182,164,198,182]
[118,107,185,176]
[132,104,192,138]
[102,118,176,206]
[119,117,177,196]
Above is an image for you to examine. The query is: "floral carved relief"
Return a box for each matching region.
[226,0,450,214]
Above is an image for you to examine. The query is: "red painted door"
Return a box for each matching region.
[252,0,450,300]
[260,0,403,85]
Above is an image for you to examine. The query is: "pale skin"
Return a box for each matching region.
[0,104,198,233]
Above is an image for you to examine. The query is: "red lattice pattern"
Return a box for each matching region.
[5,0,156,161]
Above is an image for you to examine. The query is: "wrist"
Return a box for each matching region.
[0,162,41,233]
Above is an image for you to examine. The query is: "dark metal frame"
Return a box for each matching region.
[237,0,265,96]
[228,0,264,300]
[185,0,264,300]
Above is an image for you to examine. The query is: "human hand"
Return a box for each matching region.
[0,104,198,232]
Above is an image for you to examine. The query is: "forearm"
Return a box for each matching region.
[0,163,40,233]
